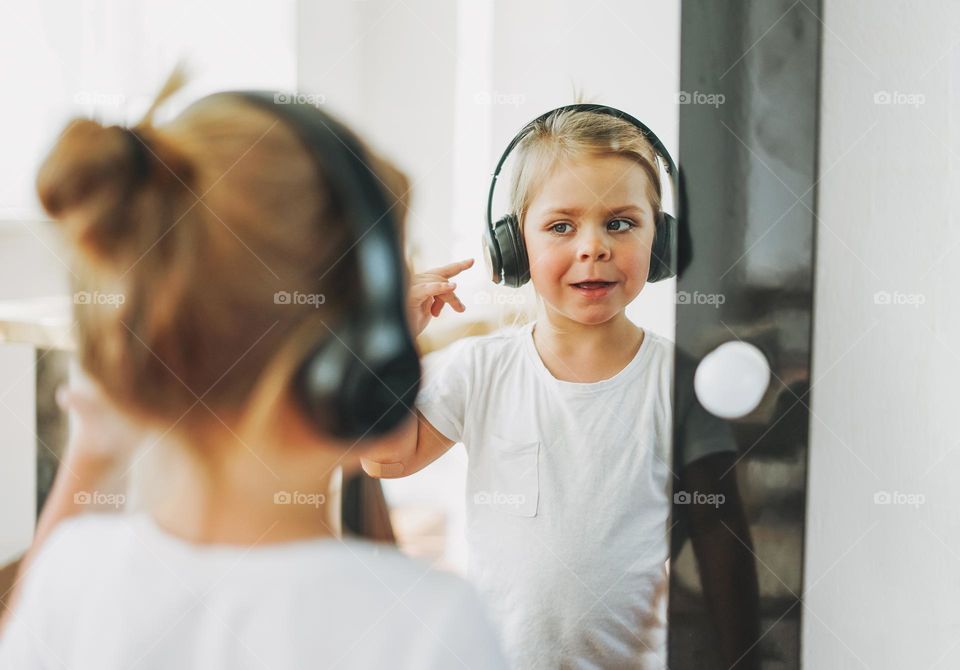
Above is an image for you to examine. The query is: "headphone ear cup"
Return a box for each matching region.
[296,322,420,439]
[484,221,505,284]
[493,214,530,288]
[647,212,677,283]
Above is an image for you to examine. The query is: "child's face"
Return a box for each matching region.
[522,153,657,325]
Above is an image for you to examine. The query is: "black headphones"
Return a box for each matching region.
[214,91,421,441]
[485,104,681,288]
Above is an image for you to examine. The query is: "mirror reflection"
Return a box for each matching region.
[0,1,774,669]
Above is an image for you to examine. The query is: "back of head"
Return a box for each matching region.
[36,69,412,443]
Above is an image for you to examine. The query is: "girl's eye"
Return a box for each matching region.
[607,218,636,232]
[550,222,573,234]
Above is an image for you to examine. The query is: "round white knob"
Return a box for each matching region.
[694,341,771,419]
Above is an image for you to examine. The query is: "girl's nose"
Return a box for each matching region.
[577,231,611,261]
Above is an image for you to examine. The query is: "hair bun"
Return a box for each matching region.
[36,118,194,263]
[37,119,136,215]
[118,126,154,181]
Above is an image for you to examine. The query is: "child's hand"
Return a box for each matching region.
[55,373,147,471]
[407,258,474,337]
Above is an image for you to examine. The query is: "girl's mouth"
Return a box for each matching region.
[570,281,616,298]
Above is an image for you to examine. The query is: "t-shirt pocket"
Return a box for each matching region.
[487,435,540,517]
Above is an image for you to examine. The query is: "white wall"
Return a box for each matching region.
[804,1,960,667]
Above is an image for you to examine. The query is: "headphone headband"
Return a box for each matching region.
[212,90,420,440]
[485,104,683,287]
[486,104,679,236]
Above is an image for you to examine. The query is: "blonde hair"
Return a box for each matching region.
[36,68,411,439]
[507,108,663,230]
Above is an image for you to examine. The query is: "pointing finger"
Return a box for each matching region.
[409,281,457,303]
[428,258,475,280]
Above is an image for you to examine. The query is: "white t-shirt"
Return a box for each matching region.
[0,512,507,669]
[416,322,736,670]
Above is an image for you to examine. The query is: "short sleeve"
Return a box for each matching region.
[415,338,476,444]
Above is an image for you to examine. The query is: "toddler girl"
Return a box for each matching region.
[363,107,740,668]
[0,71,505,669]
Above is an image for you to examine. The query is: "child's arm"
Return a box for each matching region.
[361,411,454,479]
[360,257,474,479]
